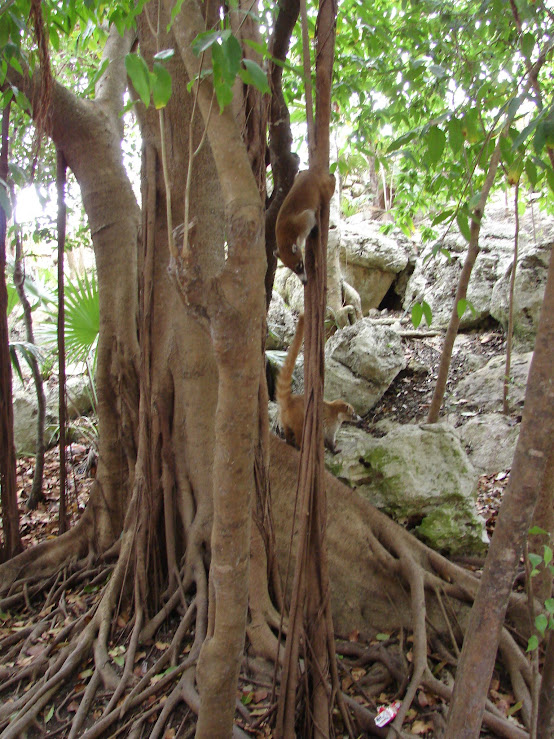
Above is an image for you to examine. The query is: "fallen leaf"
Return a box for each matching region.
[411,719,433,735]
[351,667,366,681]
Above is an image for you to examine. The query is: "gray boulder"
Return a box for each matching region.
[454,352,531,414]
[267,291,297,350]
[490,240,552,347]
[404,204,554,332]
[459,412,519,474]
[324,319,406,414]
[326,424,487,555]
[340,220,412,313]
[13,371,94,456]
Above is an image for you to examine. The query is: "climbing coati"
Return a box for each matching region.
[275,169,336,284]
[276,314,360,452]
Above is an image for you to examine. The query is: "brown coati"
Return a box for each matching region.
[276,314,360,452]
[275,169,336,284]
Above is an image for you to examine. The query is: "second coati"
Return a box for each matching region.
[276,314,360,453]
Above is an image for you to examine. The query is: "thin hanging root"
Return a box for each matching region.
[386,551,428,738]
[68,669,101,739]
[500,637,532,727]
[149,675,187,739]
[433,585,461,657]
[102,605,144,716]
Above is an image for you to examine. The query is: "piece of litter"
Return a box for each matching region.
[374,700,401,727]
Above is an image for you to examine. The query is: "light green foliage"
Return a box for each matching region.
[191,29,269,112]
[327,0,554,235]
[411,300,432,328]
[526,526,554,653]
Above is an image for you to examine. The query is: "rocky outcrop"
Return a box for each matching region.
[403,203,554,339]
[325,423,487,555]
[324,319,406,414]
[339,220,412,313]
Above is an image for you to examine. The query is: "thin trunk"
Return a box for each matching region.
[170,3,266,736]
[445,242,554,739]
[530,443,554,605]
[503,183,519,414]
[0,102,21,560]
[537,627,554,739]
[12,201,47,510]
[57,149,68,534]
[427,143,501,423]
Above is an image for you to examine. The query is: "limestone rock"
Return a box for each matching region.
[267,291,297,350]
[459,412,519,474]
[454,352,531,414]
[340,221,411,313]
[324,319,406,414]
[403,203,554,334]
[326,424,487,555]
[490,240,552,348]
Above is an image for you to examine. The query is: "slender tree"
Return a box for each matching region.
[446,246,554,738]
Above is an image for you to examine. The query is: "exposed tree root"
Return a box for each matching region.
[0,435,536,737]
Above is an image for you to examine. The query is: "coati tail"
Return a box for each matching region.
[276,313,305,414]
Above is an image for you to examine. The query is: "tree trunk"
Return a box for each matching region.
[537,627,554,739]
[445,243,554,738]
[0,102,21,561]
[427,142,501,423]
[13,225,47,511]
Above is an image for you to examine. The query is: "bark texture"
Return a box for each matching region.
[0,103,21,560]
[445,243,554,738]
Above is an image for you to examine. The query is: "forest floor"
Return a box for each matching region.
[2,316,523,738]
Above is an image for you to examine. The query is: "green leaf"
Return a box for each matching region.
[211,35,242,111]
[457,299,467,319]
[426,126,446,166]
[535,613,548,636]
[168,0,185,31]
[386,130,417,154]
[543,545,553,566]
[375,633,390,641]
[546,167,554,195]
[528,552,543,569]
[422,301,432,326]
[525,158,537,188]
[113,654,125,667]
[431,207,455,226]
[125,53,151,107]
[534,122,546,155]
[9,55,23,76]
[545,599,554,615]
[456,211,471,242]
[411,303,423,328]
[508,700,523,717]
[192,30,224,56]
[529,526,549,536]
[239,59,270,94]
[520,32,535,59]
[44,705,55,723]
[152,63,172,109]
[0,182,12,219]
[526,634,539,652]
